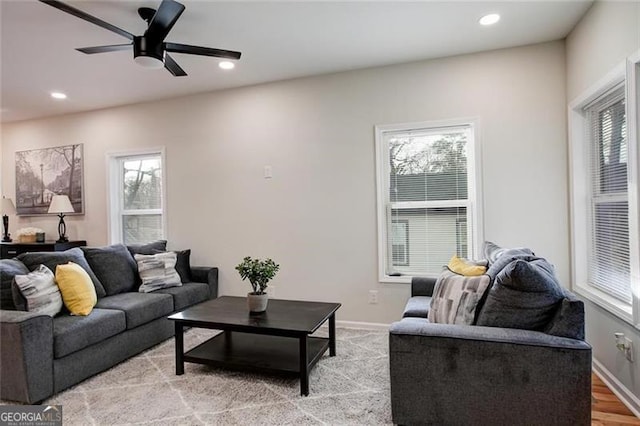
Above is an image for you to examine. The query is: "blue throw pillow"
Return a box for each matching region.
[126,240,167,257]
[482,241,535,266]
[475,259,565,331]
[0,259,29,310]
[486,250,539,280]
[82,244,138,295]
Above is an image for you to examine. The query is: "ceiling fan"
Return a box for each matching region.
[39,0,241,76]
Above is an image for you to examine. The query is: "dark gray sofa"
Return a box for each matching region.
[0,247,218,404]
[390,276,592,425]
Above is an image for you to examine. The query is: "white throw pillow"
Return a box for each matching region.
[14,264,63,316]
[135,252,182,293]
[428,269,491,325]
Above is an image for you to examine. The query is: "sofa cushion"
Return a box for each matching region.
[428,270,491,325]
[126,240,167,257]
[0,259,29,310]
[476,259,565,331]
[153,282,210,311]
[17,248,106,298]
[402,296,432,318]
[95,292,173,329]
[135,252,181,293]
[13,264,63,317]
[53,308,126,358]
[82,244,138,295]
[56,262,98,316]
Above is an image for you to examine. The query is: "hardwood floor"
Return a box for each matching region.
[592,374,640,425]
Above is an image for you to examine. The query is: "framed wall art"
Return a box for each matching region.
[15,144,84,216]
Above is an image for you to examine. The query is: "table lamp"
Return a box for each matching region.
[1,197,16,242]
[48,195,74,243]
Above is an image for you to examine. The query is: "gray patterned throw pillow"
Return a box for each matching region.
[135,252,181,293]
[428,270,491,325]
[13,264,63,316]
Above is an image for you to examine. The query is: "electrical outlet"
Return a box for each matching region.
[368,290,378,304]
[614,332,634,362]
[624,337,633,362]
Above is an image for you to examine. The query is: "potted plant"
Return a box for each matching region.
[235,256,280,313]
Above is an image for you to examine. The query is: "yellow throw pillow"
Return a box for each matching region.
[448,256,487,277]
[55,262,97,316]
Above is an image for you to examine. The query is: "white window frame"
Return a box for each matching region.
[106,147,167,245]
[569,52,640,329]
[375,118,483,284]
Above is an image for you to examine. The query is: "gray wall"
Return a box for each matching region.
[566,0,640,411]
[1,41,568,324]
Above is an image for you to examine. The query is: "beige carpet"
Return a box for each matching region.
[38,327,391,425]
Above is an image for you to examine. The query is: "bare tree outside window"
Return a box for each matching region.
[389,133,467,176]
[123,159,162,210]
[120,157,163,244]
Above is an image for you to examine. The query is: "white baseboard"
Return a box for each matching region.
[592,358,640,417]
[335,320,390,331]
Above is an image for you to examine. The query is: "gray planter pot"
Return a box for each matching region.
[247,292,268,313]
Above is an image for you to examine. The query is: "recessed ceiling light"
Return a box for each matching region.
[51,92,67,100]
[479,13,500,26]
[219,61,235,70]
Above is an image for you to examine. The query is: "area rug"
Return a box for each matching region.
[36,327,392,425]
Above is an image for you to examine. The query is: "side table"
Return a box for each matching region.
[0,240,87,259]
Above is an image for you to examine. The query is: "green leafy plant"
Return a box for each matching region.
[235,257,280,295]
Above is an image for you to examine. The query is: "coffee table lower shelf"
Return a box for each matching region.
[183,332,329,386]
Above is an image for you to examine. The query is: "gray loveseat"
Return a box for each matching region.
[0,242,218,404]
[389,259,592,425]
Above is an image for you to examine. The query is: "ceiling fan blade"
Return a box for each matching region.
[145,0,185,42]
[165,42,241,60]
[39,0,134,41]
[164,54,187,77]
[76,44,132,54]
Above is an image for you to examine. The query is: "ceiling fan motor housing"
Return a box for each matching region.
[39,0,242,76]
[133,36,164,68]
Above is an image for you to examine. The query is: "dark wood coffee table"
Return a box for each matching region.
[168,296,341,396]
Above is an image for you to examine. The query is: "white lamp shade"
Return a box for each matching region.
[1,197,16,215]
[48,195,74,214]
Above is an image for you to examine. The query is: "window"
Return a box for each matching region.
[108,150,166,245]
[569,54,640,328]
[375,120,482,282]
[586,87,630,303]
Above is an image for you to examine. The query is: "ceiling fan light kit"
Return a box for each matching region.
[40,0,241,77]
[133,36,164,69]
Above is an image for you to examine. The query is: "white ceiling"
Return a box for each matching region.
[1,0,592,123]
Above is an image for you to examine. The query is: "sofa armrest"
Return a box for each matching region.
[190,266,218,299]
[389,320,592,425]
[0,310,54,403]
[411,276,436,297]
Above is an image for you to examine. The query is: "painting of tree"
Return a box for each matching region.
[15,144,84,215]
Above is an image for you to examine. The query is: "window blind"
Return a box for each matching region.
[384,126,472,276]
[585,86,632,303]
